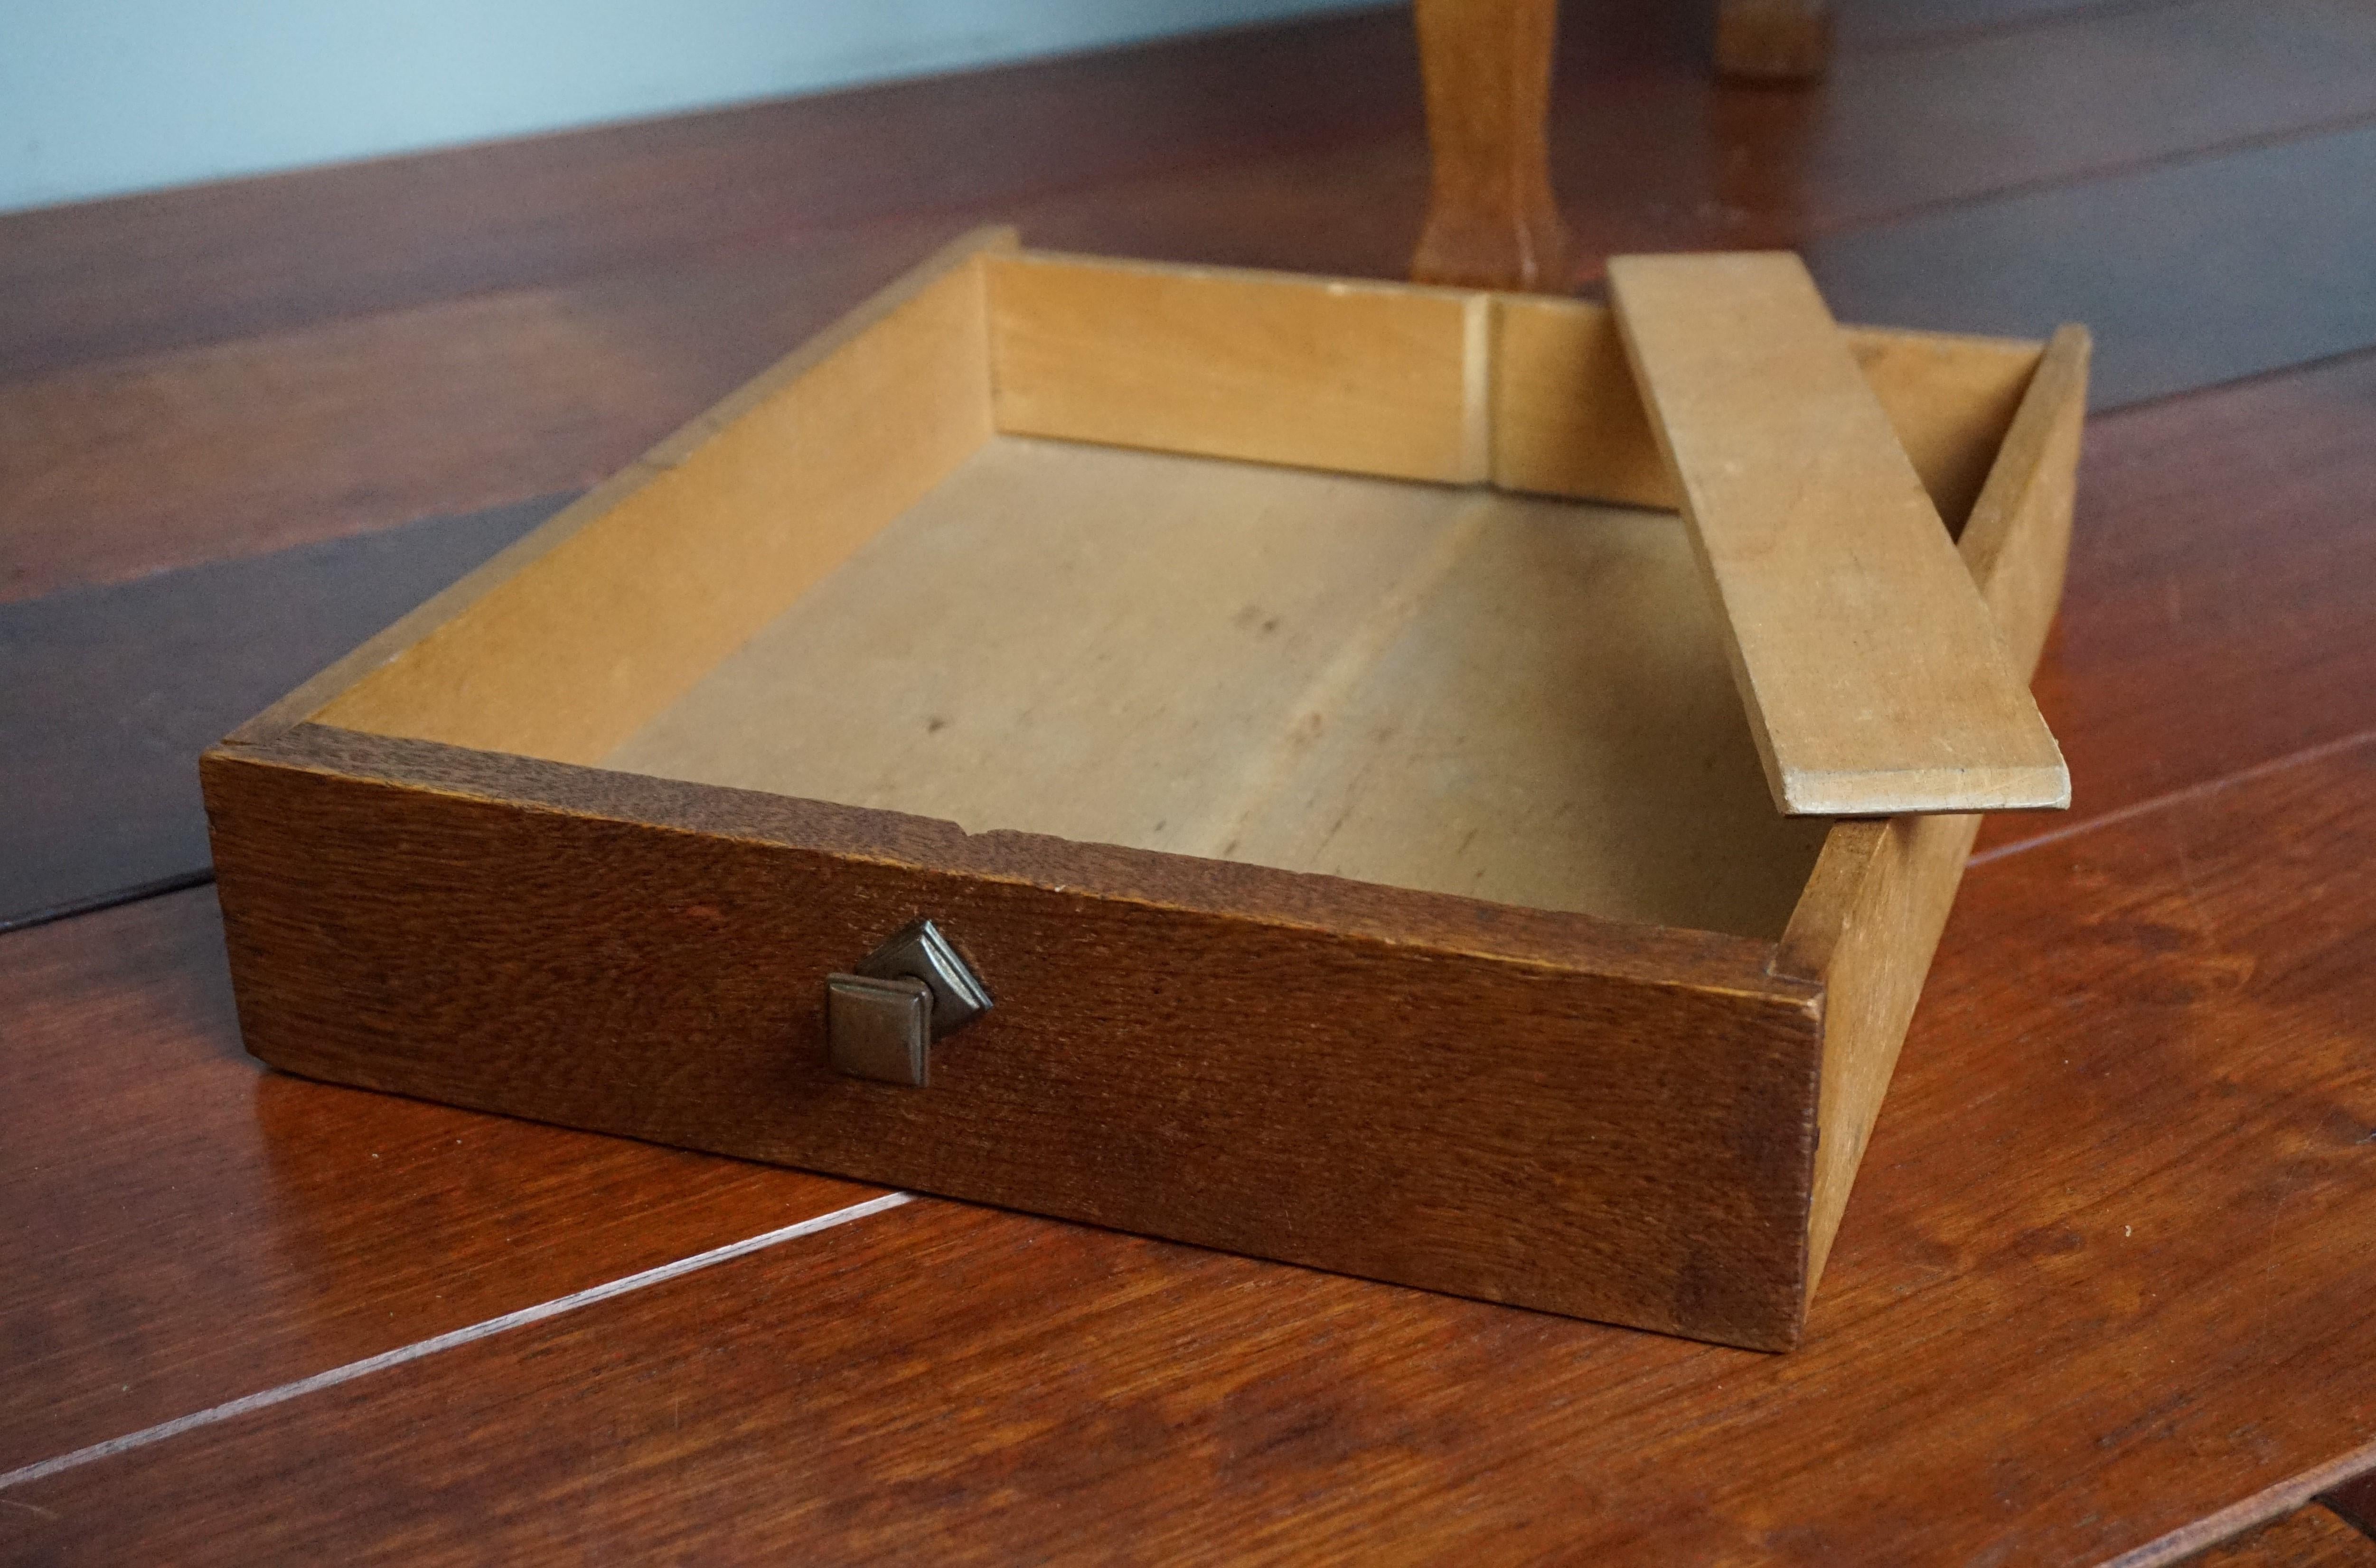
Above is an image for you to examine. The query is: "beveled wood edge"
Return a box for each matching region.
[207,721,1813,1003]
[1777,324,2090,985]
[991,245,1489,304]
[222,224,1021,750]
[1958,324,2094,674]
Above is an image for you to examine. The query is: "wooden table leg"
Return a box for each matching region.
[1716,0,1834,83]
[1409,0,1572,293]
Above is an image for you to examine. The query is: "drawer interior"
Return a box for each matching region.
[603,434,1831,939]
[300,245,2040,944]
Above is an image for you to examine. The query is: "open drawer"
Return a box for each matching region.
[202,228,2087,1351]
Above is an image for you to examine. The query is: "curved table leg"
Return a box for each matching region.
[1409,0,1572,292]
[1716,0,1834,83]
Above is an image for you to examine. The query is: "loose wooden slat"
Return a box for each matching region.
[1608,250,2067,816]
[20,732,2376,1561]
[986,252,1490,483]
[0,886,880,1474]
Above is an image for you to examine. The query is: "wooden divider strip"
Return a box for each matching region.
[986,252,1489,484]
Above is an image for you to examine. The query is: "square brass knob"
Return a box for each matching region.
[826,972,935,1086]
[826,919,992,1086]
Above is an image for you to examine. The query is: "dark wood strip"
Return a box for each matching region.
[1835,0,2169,48]
[9,730,2375,1563]
[1805,124,2376,409]
[0,886,881,1474]
[2188,1507,2376,1567]
[2328,1473,2376,1540]
[0,497,567,928]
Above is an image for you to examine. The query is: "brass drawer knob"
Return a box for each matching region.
[826,919,992,1087]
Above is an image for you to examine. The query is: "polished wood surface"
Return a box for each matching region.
[4,0,2374,1558]
[0,887,879,1474]
[13,734,2376,1559]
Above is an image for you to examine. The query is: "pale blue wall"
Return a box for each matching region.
[0,0,1380,214]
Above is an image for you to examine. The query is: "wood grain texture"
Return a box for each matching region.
[0,223,951,603]
[8,3,2376,1556]
[306,230,1006,763]
[0,8,1431,380]
[987,252,1488,483]
[1408,0,1572,291]
[605,436,1830,940]
[1954,324,2089,680]
[2188,1508,2376,1568]
[21,731,2376,1562]
[12,0,2369,385]
[1608,251,2066,815]
[204,721,1824,1351]
[0,885,881,1475]
[194,239,2073,1349]
[53,266,2376,961]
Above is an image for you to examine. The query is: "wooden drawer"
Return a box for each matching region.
[201,228,2087,1351]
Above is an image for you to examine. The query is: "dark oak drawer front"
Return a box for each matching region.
[205,725,1825,1351]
